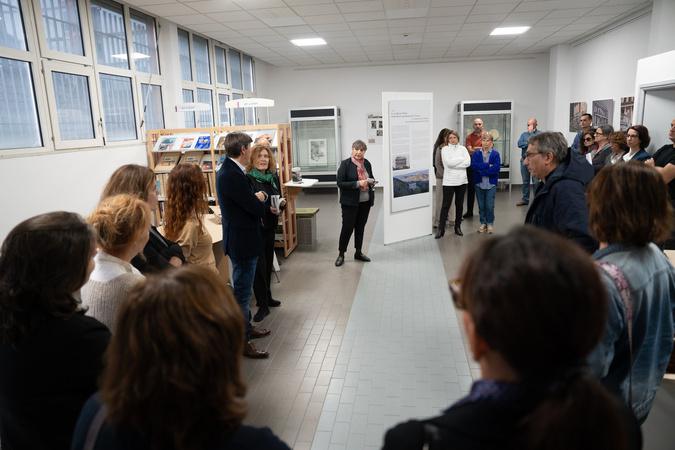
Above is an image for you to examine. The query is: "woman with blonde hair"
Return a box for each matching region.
[164,163,217,273]
[102,164,184,273]
[71,265,290,450]
[81,194,151,331]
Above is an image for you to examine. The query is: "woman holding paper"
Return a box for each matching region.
[247,143,285,322]
[335,140,376,267]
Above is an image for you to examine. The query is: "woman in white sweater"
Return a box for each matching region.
[81,194,151,331]
[435,130,471,238]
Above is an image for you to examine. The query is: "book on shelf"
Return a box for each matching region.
[156,173,170,197]
[215,133,229,150]
[154,136,177,152]
[200,154,214,172]
[154,152,181,173]
[182,153,201,166]
[179,136,196,150]
[194,135,211,149]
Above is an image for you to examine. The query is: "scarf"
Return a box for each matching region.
[351,157,368,192]
[248,168,277,189]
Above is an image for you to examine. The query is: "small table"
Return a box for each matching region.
[283,178,319,202]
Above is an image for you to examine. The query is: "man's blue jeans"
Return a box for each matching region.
[231,256,258,341]
[476,185,496,225]
[520,159,531,203]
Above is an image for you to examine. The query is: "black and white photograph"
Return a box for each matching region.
[620,96,634,131]
[308,138,327,166]
[592,99,614,126]
[569,101,587,132]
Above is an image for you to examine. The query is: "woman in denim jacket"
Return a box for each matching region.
[587,161,675,423]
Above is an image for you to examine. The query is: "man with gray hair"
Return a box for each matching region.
[524,131,597,253]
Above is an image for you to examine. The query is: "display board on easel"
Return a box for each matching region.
[382,92,433,245]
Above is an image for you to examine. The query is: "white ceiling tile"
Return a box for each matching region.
[572,15,613,25]
[210,10,255,22]
[390,33,423,44]
[283,0,333,5]
[359,34,391,43]
[385,7,430,20]
[472,2,517,14]
[423,32,457,42]
[274,25,316,36]
[545,8,593,19]
[291,3,340,16]
[165,14,212,25]
[430,0,474,6]
[514,1,571,12]
[183,0,240,13]
[343,11,387,21]
[389,18,427,27]
[188,22,229,32]
[311,22,351,32]
[320,30,357,38]
[231,0,286,9]
[304,15,346,25]
[124,0,176,6]
[348,20,388,30]
[465,13,507,23]
[143,3,195,15]
[261,16,306,26]
[227,20,269,30]
[343,55,370,62]
[429,5,472,16]
[426,16,466,26]
[337,1,385,14]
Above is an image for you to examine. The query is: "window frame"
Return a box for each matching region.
[96,70,139,143]
[129,8,160,76]
[137,81,164,133]
[42,59,102,149]
[32,0,93,65]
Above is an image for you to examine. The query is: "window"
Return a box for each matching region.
[218,93,230,125]
[178,29,191,81]
[215,46,227,85]
[228,49,242,90]
[0,0,27,50]
[99,73,136,141]
[242,54,253,91]
[130,10,159,74]
[196,88,213,127]
[140,84,163,131]
[232,92,244,125]
[52,71,95,140]
[0,58,42,149]
[39,0,84,56]
[90,0,128,69]
[193,35,210,84]
[182,89,194,128]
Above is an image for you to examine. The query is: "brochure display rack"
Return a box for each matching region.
[146,123,298,257]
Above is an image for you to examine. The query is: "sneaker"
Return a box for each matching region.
[478,224,487,233]
[487,225,494,234]
[516,200,528,206]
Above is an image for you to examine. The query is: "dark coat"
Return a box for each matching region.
[525,150,597,253]
[591,145,612,175]
[248,173,282,231]
[627,148,652,162]
[131,226,185,273]
[216,157,265,260]
[336,158,375,207]
[71,394,291,450]
[0,313,110,450]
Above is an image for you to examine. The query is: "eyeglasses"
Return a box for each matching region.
[449,279,465,309]
[525,151,541,159]
[584,137,594,142]
[626,134,639,139]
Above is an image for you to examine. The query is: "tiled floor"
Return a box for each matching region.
[243,187,675,450]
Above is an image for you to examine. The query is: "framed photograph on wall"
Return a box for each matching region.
[569,102,588,132]
[620,97,634,131]
[592,99,614,126]
[308,138,327,166]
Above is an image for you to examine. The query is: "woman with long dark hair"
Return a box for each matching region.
[433,128,451,229]
[71,265,290,450]
[383,226,641,450]
[0,212,110,450]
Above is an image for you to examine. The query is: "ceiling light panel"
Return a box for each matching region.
[290,37,327,46]
[490,26,530,35]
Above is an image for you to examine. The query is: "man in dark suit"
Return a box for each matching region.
[216,132,270,359]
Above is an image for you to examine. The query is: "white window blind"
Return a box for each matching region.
[39,0,84,55]
[182,89,195,128]
[141,83,163,131]
[178,29,191,81]
[130,10,159,74]
[0,58,42,149]
[90,0,128,69]
[0,0,27,50]
[196,88,213,127]
[193,35,210,84]
[100,73,136,141]
[52,71,95,140]
[228,49,242,90]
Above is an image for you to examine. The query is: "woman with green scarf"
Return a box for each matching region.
[246,143,285,322]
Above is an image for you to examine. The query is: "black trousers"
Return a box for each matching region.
[438,184,466,228]
[253,227,276,307]
[339,202,371,253]
[465,167,475,214]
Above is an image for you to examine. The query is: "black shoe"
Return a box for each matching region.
[268,298,281,307]
[434,230,444,239]
[253,307,270,322]
[462,212,473,218]
[335,253,345,267]
[454,225,463,236]
[355,251,371,262]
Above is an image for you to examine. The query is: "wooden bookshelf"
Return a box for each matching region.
[146,124,297,257]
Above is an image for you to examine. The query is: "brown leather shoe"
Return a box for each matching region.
[250,326,271,339]
[244,341,269,359]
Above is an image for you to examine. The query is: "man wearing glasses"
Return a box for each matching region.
[524,131,597,253]
[571,113,593,151]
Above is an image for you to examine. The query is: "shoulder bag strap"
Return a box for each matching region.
[83,404,108,450]
[597,261,634,406]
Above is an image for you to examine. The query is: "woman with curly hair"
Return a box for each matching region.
[164,163,217,273]
[71,265,290,450]
[0,212,110,450]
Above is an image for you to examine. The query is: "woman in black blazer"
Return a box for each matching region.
[335,140,376,267]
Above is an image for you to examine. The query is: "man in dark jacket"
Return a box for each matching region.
[524,131,597,253]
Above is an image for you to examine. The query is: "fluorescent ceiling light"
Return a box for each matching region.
[291,38,327,47]
[112,52,150,60]
[490,26,530,36]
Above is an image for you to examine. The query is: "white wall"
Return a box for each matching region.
[257,55,550,185]
[549,14,651,143]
